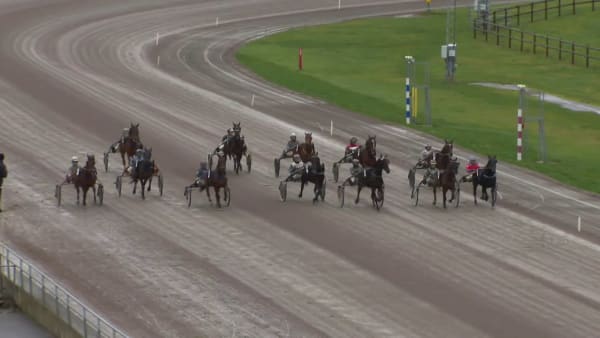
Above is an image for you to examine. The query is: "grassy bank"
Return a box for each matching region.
[235,9,600,193]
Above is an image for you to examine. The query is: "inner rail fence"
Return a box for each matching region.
[473,0,600,67]
[0,242,128,338]
[489,0,598,26]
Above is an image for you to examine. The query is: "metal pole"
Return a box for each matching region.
[405,56,414,124]
[517,84,526,161]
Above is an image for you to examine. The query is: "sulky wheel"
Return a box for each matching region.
[97,184,104,206]
[337,185,345,208]
[185,187,192,208]
[374,187,384,211]
[279,181,287,202]
[55,185,62,207]
[225,187,231,207]
[274,158,280,177]
[332,163,339,183]
[246,153,252,173]
[158,175,164,196]
[414,184,420,206]
[115,176,122,197]
[103,152,109,172]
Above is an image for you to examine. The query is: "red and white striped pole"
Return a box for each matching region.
[299,48,303,71]
[517,84,526,161]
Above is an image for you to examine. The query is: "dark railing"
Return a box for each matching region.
[473,0,600,67]
[491,0,598,26]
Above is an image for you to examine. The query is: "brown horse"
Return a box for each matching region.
[298,132,316,163]
[433,152,458,208]
[440,139,453,156]
[119,123,142,168]
[72,155,98,206]
[207,152,230,208]
[358,135,377,168]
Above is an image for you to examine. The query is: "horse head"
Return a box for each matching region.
[485,155,498,174]
[378,154,390,174]
[304,131,312,144]
[365,135,376,156]
[85,154,96,169]
[233,122,241,136]
[441,139,453,155]
[129,123,140,142]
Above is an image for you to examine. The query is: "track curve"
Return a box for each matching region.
[0,1,599,337]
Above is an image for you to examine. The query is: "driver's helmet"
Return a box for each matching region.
[468,156,477,164]
[227,128,233,135]
[350,137,357,144]
[290,132,296,141]
[425,144,432,150]
[122,127,129,135]
[292,154,301,163]
[136,149,144,156]
[304,131,312,137]
[352,158,360,166]
[71,156,78,163]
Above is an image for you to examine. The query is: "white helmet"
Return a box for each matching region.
[71,156,78,162]
[425,144,431,149]
[291,132,296,137]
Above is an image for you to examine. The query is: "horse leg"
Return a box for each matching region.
[299,180,305,198]
[355,185,362,204]
[83,187,89,206]
[141,180,146,200]
[132,180,137,195]
[482,187,488,201]
[473,181,478,205]
[76,186,80,205]
[147,175,152,192]
[215,186,221,208]
[120,150,126,169]
[92,185,97,204]
[206,185,212,203]
[433,186,437,206]
[442,187,447,209]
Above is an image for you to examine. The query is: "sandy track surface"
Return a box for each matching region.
[0,1,599,337]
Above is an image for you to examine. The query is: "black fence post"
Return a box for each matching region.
[593,0,595,11]
[509,29,512,48]
[559,0,562,16]
[571,42,575,64]
[573,0,576,14]
[531,2,534,22]
[546,36,549,57]
[504,8,508,26]
[496,25,500,46]
[586,45,590,67]
[521,31,524,51]
[517,6,521,24]
[473,19,477,39]
[533,34,537,54]
[545,0,548,19]
[559,40,562,60]
[485,24,489,41]
[493,11,496,24]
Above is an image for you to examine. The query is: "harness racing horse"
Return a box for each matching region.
[435,155,460,209]
[472,155,498,206]
[229,122,250,174]
[120,123,143,169]
[355,154,390,210]
[298,132,316,163]
[299,154,326,203]
[358,135,377,168]
[131,148,156,200]
[72,155,100,206]
[206,152,230,208]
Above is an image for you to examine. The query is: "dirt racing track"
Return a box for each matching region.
[1,1,600,337]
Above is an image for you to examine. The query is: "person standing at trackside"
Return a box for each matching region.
[0,153,7,212]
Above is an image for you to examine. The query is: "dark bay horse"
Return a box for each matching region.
[299,154,325,203]
[73,155,98,206]
[473,155,498,205]
[120,123,142,168]
[132,148,155,200]
[229,122,248,174]
[435,155,459,209]
[206,152,230,208]
[355,154,390,209]
[358,135,377,168]
[298,132,316,163]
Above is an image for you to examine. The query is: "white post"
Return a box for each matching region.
[216,17,219,26]
[251,94,255,107]
[330,120,333,136]
[517,84,526,161]
[155,32,159,46]
[157,55,160,66]
[338,0,341,10]
[577,216,581,232]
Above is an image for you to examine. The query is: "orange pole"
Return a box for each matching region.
[299,48,303,71]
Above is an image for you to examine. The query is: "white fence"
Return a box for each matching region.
[0,242,128,338]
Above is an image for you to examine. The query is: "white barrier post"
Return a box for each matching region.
[517,84,526,161]
[578,216,581,232]
[155,32,159,46]
[157,55,160,66]
[330,120,333,136]
[338,0,341,10]
[251,94,255,107]
[216,17,219,26]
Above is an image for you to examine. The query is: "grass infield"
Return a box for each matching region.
[235,8,600,193]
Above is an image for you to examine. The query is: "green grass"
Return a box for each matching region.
[518,6,600,46]
[232,9,600,193]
